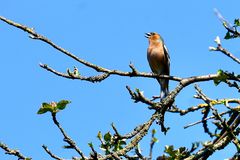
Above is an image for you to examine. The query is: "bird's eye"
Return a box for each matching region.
[151,32,155,35]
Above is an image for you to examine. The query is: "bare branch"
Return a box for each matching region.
[215,44,240,64]
[2,15,231,86]
[40,63,110,82]
[42,145,64,160]
[126,86,154,106]
[171,98,240,115]
[100,112,157,160]
[135,145,146,160]
[51,113,86,159]
[184,111,231,129]
[224,80,240,92]
[149,129,157,160]
[0,16,182,83]
[185,85,240,159]
[0,142,30,160]
[186,118,240,160]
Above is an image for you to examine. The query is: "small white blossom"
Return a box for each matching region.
[214,36,221,45]
[209,46,217,51]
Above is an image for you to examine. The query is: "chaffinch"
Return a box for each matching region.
[145,32,170,99]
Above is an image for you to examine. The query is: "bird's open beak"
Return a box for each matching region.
[145,32,151,38]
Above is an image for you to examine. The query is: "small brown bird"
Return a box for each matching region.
[145,32,170,99]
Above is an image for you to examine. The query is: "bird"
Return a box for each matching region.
[145,32,170,99]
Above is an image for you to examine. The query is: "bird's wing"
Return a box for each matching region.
[163,44,170,75]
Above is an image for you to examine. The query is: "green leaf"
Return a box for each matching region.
[165,145,175,155]
[224,31,232,39]
[164,145,189,159]
[97,131,102,139]
[119,140,126,146]
[104,132,112,142]
[234,19,240,26]
[37,103,53,114]
[152,129,157,134]
[178,147,186,153]
[57,100,71,110]
[99,144,106,151]
[88,142,93,147]
[213,80,220,86]
[152,137,159,143]
[113,140,126,151]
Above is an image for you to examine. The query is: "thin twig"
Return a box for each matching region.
[224,80,240,92]
[135,145,145,160]
[101,112,158,160]
[170,98,240,115]
[149,129,157,160]
[40,63,110,82]
[51,113,86,159]
[89,143,98,159]
[184,111,231,129]
[42,145,63,160]
[0,142,30,160]
[216,45,240,64]
[185,126,240,160]
[186,85,240,160]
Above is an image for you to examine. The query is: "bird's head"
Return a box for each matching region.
[145,32,162,43]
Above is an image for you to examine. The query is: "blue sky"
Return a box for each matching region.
[0,1,239,159]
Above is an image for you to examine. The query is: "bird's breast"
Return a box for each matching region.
[147,46,165,74]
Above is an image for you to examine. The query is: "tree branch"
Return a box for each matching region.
[51,113,86,159]
[183,111,231,129]
[42,145,64,160]
[101,112,157,160]
[215,44,240,64]
[39,63,110,83]
[185,85,240,159]
[0,15,182,82]
[0,142,30,160]
[171,98,240,115]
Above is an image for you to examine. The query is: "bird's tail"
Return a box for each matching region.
[160,87,169,99]
[159,78,169,100]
